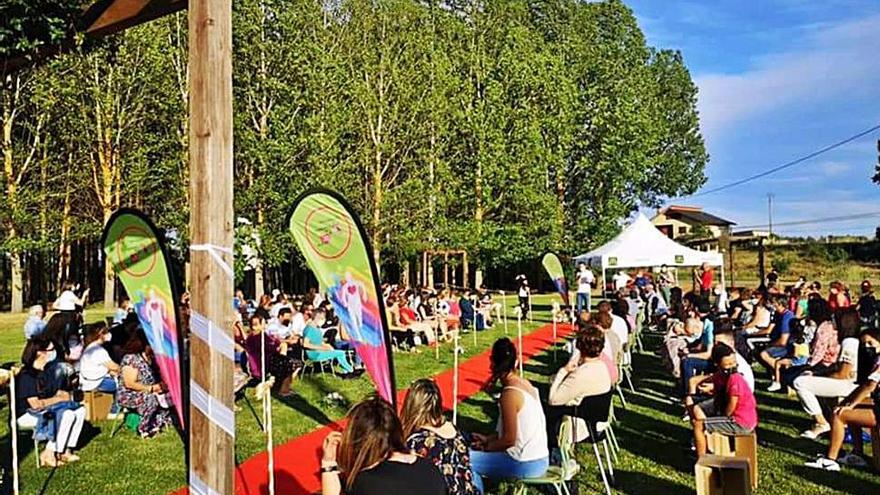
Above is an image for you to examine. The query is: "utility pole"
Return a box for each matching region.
[188,0,235,492]
[767,193,774,244]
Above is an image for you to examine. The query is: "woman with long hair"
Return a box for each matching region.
[117,330,174,437]
[79,322,121,395]
[794,307,863,439]
[320,396,447,495]
[400,379,480,495]
[15,337,86,467]
[468,338,549,493]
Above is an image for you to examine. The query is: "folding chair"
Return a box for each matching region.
[515,417,578,495]
[571,390,616,495]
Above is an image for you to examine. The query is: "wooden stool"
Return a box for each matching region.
[695,455,751,495]
[83,390,115,422]
[707,431,758,489]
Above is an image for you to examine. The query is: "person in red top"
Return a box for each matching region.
[694,262,714,303]
[685,343,758,457]
[828,281,851,312]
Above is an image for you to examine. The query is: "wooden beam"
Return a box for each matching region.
[188,0,234,492]
[83,0,187,37]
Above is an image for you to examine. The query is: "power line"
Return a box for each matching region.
[683,122,880,198]
[736,210,880,230]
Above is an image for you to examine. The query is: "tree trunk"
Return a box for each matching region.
[10,250,23,313]
[103,208,115,308]
[371,148,383,274]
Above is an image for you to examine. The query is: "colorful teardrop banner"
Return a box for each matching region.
[542,252,570,307]
[288,189,397,405]
[102,209,186,428]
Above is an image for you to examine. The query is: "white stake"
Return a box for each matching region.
[515,307,524,377]
[528,292,533,324]
[453,330,460,425]
[472,295,478,347]
[9,367,20,495]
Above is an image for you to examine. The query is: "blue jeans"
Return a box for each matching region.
[333,341,362,367]
[577,292,590,315]
[680,357,713,397]
[96,376,120,413]
[469,449,549,494]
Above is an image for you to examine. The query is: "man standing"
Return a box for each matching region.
[576,263,594,316]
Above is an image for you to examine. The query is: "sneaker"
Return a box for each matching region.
[805,456,841,471]
[767,381,782,392]
[800,423,831,439]
[838,452,868,468]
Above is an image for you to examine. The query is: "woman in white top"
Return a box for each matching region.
[79,323,120,394]
[794,308,862,439]
[469,338,549,493]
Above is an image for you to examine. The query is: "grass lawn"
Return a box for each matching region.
[1,295,880,494]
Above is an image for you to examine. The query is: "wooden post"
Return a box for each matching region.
[462,251,469,289]
[188,0,235,492]
[444,252,449,288]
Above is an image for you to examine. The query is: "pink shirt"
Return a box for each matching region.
[726,373,758,430]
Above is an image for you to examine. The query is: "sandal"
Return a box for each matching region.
[801,423,831,439]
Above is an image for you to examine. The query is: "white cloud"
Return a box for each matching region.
[819,161,852,176]
[694,14,880,139]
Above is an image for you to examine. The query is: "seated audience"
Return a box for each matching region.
[756,295,795,372]
[684,344,758,457]
[469,338,549,493]
[243,314,303,396]
[114,297,132,325]
[400,379,481,495]
[806,332,880,471]
[24,305,47,340]
[79,322,121,396]
[793,308,862,439]
[303,310,357,378]
[117,331,174,437]
[546,326,612,447]
[320,396,447,495]
[767,319,809,392]
[15,337,86,467]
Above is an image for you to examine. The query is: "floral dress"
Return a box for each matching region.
[408,427,480,495]
[117,353,173,436]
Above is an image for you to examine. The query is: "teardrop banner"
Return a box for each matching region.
[102,208,186,428]
[288,189,397,406]
[541,252,570,307]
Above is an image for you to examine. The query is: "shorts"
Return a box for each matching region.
[765,346,788,359]
[703,416,753,436]
[791,356,809,366]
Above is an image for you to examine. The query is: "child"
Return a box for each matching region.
[767,319,809,392]
[685,343,758,457]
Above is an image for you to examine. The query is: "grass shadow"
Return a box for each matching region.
[792,465,880,493]
[612,470,693,495]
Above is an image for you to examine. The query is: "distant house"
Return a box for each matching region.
[651,205,736,252]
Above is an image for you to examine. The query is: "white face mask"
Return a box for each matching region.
[104,333,113,343]
[45,350,57,362]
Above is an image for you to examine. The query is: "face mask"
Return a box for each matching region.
[46,350,57,362]
[720,366,737,376]
[104,333,113,343]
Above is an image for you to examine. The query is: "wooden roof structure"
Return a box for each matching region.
[2,0,186,75]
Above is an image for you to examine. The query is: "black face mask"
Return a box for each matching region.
[720,366,738,376]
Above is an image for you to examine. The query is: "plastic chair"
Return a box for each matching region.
[571,390,616,495]
[514,417,578,495]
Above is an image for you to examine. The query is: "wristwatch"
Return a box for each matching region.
[320,464,339,474]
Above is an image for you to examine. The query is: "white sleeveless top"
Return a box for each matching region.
[496,385,549,462]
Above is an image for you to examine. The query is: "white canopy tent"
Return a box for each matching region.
[573,213,725,290]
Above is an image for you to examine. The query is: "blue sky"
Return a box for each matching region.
[628,0,880,237]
